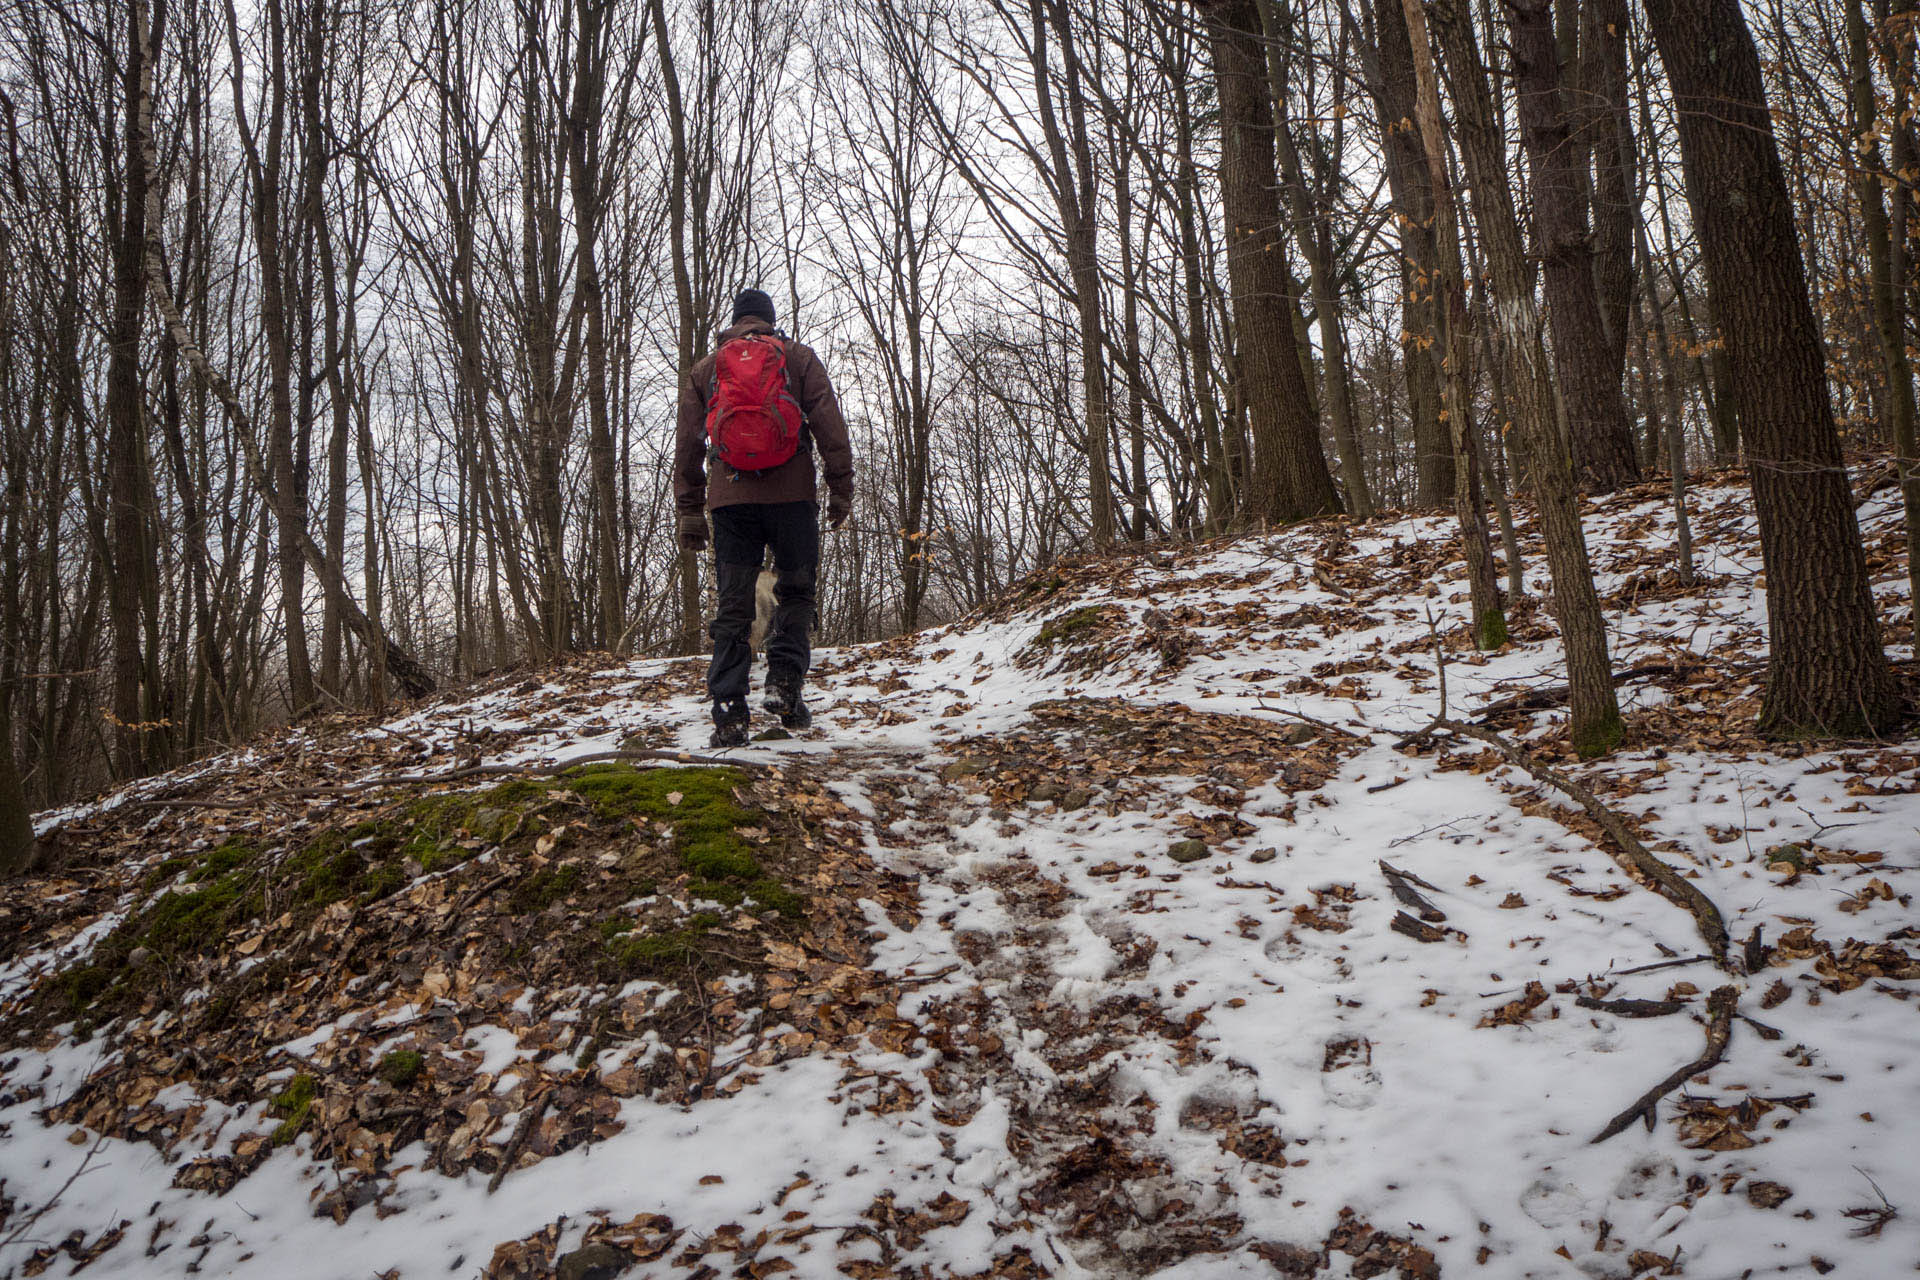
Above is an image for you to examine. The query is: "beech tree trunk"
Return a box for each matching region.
[1645,0,1900,737]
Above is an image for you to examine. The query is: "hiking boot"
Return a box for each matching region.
[763,670,812,731]
[709,699,749,749]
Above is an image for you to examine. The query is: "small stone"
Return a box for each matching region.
[128,946,154,969]
[1030,780,1065,804]
[471,807,506,839]
[1277,724,1317,746]
[1249,847,1278,864]
[941,757,992,781]
[752,727,793,741]
[1168,839,1211,864]
[556,1243,632,1280]
[1061,788,1094,811]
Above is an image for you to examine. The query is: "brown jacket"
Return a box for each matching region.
[674,318,855,514]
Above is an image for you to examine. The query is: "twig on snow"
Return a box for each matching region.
[1591,985,1737,1143]
[1430,718,1731,967]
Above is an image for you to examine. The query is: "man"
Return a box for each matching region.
[675,289,854,748]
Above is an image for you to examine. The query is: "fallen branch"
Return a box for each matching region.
[1591,985,1737,1143]
[1254,701,1371,743]
[1433,718,1730,966]
[1472,662,1704,721]
[1379,860,1446,922]
[1574,995,1685,1018]
[487,1089,553,1193]
[1609,953,1714,977]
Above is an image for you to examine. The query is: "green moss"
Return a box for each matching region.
[1033,606,1109,647]
[270,1073,318,1146]
[691,876,803,918]
[567,765,789,906]
[510,863,583,914]
[58,965,113,1012]
[606,912,725,976]
[1473,607,1509,651]
[1571,710,1625,760]
[190,839,254,882]
[377,1049,424,1088]
[142,867,262,959]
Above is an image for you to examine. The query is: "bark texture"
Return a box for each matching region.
[1646,0,1900,737]
[1205,0,1343,524]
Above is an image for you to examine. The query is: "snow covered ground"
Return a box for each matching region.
[3,474,1917,1279]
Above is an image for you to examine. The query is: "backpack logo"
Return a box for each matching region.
[705,334,803,474]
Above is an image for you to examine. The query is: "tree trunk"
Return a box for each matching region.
[1397,0,1506,648]
[224,0,316,714]
[0,699,34,877]
[651,0,706,655]
[1430,0,1622,754]
[1259,0,1373,518]
[107,0,165,776]
[1645,0,1900,736]
[1509,0,1638,493]
[1848,0,1920,617]
[1582,0,1636,412]
[568,0,628,653]
[1029,0,1117,544]
[1361,0,1452,509]
[1205,0,1342,524]
[1171,40,1233,530]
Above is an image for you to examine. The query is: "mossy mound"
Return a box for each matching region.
[1019,605,1130,673]
[49,775,570,1021]
[47,764,807,1029]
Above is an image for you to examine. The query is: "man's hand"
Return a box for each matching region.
[678,511,709,553]
[827,495,851,531]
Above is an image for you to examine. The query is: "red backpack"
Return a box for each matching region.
[705,333,803,474]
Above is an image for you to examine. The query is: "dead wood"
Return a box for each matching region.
[1389,911,1450,943]
[1590,984,1737,1143]
[1574,995,1685,1018]
[487,1089,553,1193]
[1378,860,1446,922]
[1432,718,1730,966]
[1471,662,1703,721]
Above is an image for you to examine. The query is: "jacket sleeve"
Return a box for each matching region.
[796,348,855,505]
[674,364,709,514]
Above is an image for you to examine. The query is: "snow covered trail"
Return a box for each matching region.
[4,473,1918,1278]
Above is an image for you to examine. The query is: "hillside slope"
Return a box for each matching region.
[3,474,1917,1279]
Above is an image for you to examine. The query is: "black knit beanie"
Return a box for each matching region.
[732,288,776,326]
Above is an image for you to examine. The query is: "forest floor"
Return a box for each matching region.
[3,469,1918,1280]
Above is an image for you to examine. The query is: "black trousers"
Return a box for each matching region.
[708,501,819,703]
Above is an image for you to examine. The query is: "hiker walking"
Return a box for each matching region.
[675,289,854,748]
